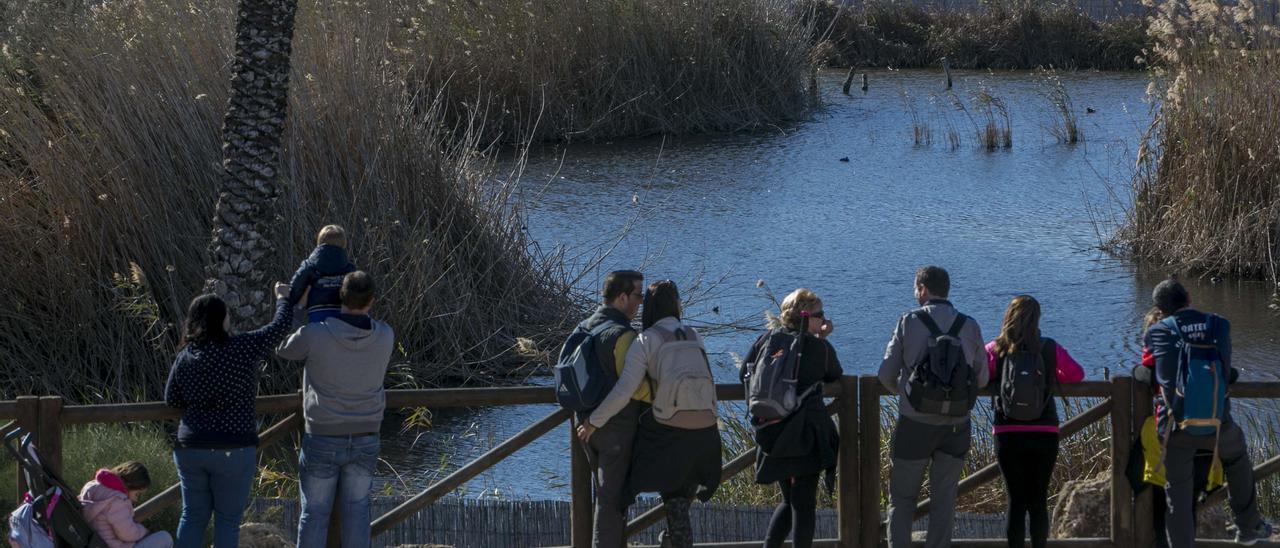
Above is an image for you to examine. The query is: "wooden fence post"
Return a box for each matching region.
[858,376,882,548]
[14,396,38,501]
[1133,381,1155,547]
[570,418,593,548]
[837,376,859,547]
[1110,376,1134,545]
[37,397,63,479]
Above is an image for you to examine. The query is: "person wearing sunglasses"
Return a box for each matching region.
[741,288,841,548]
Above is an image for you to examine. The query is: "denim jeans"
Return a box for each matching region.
[297,433,380,548]
[173,447,256,548]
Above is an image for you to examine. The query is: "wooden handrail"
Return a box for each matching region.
[370,408,572,536]
[14,376,1280,547]
[912,397,1116,518]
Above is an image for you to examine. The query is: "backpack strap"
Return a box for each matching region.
[912,311,944,338]
[1040,338,1058,391]
[947,314,967,337]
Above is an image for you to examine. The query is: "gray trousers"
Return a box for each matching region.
[887,417,971,548]
[1164,422,1262,548]
[587,401,642,548]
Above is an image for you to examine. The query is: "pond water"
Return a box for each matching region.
[373,69,1280,500]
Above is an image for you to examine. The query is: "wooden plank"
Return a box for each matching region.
[1110,377,1134,545]
[13,396,38,501]
[37,397,63,479]
[0,400,19,420]
[858,376,882,548]
[370,408,572,536]
[912,397,1116,518]
[1132,382,1155,548]
[569,418,592,548]
[1215,382,1280,398]
[915,539,1113,547]
[59,392,301,424]
[837,376,859,547]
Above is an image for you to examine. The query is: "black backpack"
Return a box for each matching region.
[996,339,1056,421]
[904,311,977,417]
[553,321,619,412]
[744,329,820,423]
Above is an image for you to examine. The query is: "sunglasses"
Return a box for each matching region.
[809,310,825,319]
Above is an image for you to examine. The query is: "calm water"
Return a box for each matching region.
[374,70,1280,499]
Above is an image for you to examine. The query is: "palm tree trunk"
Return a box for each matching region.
[203,0,298,327]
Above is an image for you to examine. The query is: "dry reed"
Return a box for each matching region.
[1116,0,1280,281]
[803,0,1150,71]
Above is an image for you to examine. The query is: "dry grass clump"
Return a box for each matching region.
[391,0,817,143]
[0,0,579,401]
[803,0,1150,70]
[1116,0,1280,280]
[1043,70,1083,144]
[0,0,819,402]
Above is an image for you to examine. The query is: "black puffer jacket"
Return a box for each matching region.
[740,331,843,484]
[288,244,356,321]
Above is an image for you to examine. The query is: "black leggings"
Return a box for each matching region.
[764,474,819,548]
[995,432,1059,548]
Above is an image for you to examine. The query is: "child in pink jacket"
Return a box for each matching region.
[78,462,172,548]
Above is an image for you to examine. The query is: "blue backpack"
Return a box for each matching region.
[1162,315,1228,436]
[554,321,620,412]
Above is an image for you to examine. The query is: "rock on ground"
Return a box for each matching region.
[1052,472,1111,538]
[239,523,293,548]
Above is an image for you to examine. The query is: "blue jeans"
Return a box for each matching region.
[173,447,256,548]
[297,433,379,548]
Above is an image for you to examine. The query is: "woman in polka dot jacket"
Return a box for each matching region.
[164,283,292,548]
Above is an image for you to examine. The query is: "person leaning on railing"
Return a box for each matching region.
[1142,278,1273,547]
[985,295,1084,548]
[740,288,842,548]
[163,282,293,548]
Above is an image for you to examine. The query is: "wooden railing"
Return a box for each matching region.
[5,377,1280,547]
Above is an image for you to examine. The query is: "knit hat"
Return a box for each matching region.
[1152,278,1190,314]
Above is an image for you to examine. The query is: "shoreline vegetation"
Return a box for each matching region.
[803,0,1151,71]
[1113,0,1280,284]
[0,0,816,402]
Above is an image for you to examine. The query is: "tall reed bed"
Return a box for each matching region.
[803,0,1149,70]
[1117,0,1280,281]
[0,0,817,402]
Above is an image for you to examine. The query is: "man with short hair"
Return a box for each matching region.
[572,270,646,548]
[877,266,988,548]
[1145,278,1272,547]
[277,271,395,548]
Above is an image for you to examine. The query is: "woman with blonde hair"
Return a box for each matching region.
[740,288,841,548]
[986,295,1084,548]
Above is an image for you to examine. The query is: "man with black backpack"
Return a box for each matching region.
[1145,278,1272,547]
[877,266,988,548]
[557,270,644,548]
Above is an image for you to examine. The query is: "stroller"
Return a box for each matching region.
[5,428,107,548]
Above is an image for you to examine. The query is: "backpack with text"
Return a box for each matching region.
[905,311,977,417]
[554,321,619,412]
[996,339,1056,421]
[745,328,820,424]
[647,326,718,429]
[1163,315,1228,436]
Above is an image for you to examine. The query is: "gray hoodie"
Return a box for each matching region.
[277,316,395,435]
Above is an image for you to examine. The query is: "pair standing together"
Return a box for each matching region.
[164,225,395,548]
